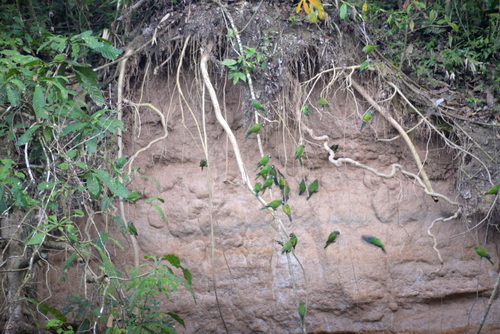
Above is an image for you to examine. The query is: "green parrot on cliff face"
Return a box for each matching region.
[199,158,208,171]
[278,233,298,254]
[324,231,340,249]
[299,178,307,196]
[256,154,271,169]
[256,164,273,180]
[360,111,372,131]
[128,221,138,236]
[282,203,292,222]
[246,123,263,138]
[295,144,305,166]
[306,179,319,200]
[262,176,275,193]
[251,99,265,113]
[114,156,128,169]
[362,235,385,253]
[282,184,290,203]
[475,246,494,265]
[298,301,306,325]
[253,182,262,197]
[484,184,499,195]
[261,199,282,210]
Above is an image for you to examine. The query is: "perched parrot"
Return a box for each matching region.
[269,167,278,185]
[362,235,386,253]
[199,158,208,171]
[306,179,319,200]
[360,111,373,131]
[359,58,371,73]
[475,246,494,265]
[299,178,307,196]
[256,164,274,180]
[262,176,275,192]
[251,99,265,112]
[324,231,340,249]
[253,182,262,197]
[282,184,290,203]
[484,184,499,195]
[282,203,292,222]
[114,156,128,169]
[278,173,287,192]
[256,154,271,169]
[261,199,283,210]
[318,97,330,110]
[329,144,339,153]
[295,144,305,166]
[362,45,378,54]
[301,104,309,116]
[298,301,306,325]
[128,221,138,236]
[245,123,263,138]
[278,233,298,254]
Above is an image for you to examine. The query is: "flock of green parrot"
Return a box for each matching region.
[276,230,494,267]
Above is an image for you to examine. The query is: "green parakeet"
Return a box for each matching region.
[261,199,282,210]
[306,179,319,200]
[329,144,339,153]
[199,158,208,171]
[301,104,309,116]
[128,221,138,236]
[245,123,263,138]
[282,203,292,222]
[318,97,330,109]
[362,235,385,253]
[251,99,265,112]
[475,246,494,265]
[253,182,262,197]
[114,156,128,169]
[324,231,340,249]
[360,111,373,131]
[485,184,499,195]
[295,144,305,166]
[299,178,307,196]
[269,167,278,185]
[256,154,271,168]
[256,164,273,180]
[278,233,298,254]
[262,176,275,192]
[124,190,142,202]
[362,45,378,54]
[298,301,306,325]
[282,184,290,203]
[359,58,371,73]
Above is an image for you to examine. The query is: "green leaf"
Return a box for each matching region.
[86,173,101,198]
[52,54,66,63]
[93,169,130,198]
[6,85,20,106]
[16,124,42,146]
[85,137,97,153]
[221,59,237,66]
[182,268,192,285]
[340,3,348,19]
[167,312,185,328]
[26,232,45,246]
[37,182,55,191]
[73,66,105,106]
[149,202,166,222]
[164,254,181,267]
[58,162,69,170]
